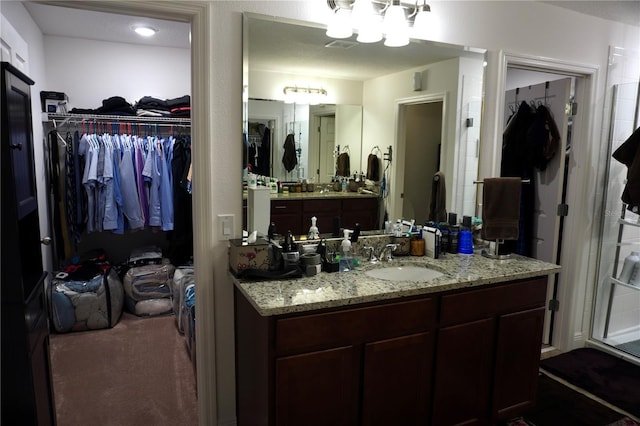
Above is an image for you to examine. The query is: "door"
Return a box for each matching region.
[361,332,433,426]
[402,102,442,224]
[275,346,359,426]
[503,78,572,343]
[319,115,336,181]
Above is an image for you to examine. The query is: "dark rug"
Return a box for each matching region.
[505,373,629,426]
[616,340,640,358]
[539,348,640,418]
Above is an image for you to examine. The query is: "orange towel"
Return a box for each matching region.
[481,177,521,241]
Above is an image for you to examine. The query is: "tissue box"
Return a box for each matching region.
[228,238,270,275]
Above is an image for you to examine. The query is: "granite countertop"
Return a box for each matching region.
[232,252,561,317]
[243,190,379,200]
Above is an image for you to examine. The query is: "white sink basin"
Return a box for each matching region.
[365,266,443,282]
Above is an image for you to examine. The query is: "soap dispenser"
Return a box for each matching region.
[339,229,354,272]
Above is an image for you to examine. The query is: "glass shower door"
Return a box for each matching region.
[592,81,640,359]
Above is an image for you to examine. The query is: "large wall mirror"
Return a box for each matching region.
[243,12,486,226]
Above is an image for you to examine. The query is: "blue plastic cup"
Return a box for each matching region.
[458,230,474,254]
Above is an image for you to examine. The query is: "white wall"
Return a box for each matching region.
[42,35,190,110]
[250,68,362,105]
[5,1,640,424]
[363,58,459,222]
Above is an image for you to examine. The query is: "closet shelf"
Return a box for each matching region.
[45,112,191,125]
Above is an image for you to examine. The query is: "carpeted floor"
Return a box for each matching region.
[540,348,640,419]
[49,312,198,426]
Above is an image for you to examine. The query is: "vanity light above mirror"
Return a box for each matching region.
[326,0,432,47]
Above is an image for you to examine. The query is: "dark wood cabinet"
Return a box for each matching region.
[301,198,341,236]
[342,197,379,231]
[235,276,547,426]
[270,199,303,236]
[432,277,547,425]
[362,332,433,426]
[1,61,56,425]
[275,346,359,426]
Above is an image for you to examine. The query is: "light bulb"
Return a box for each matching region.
[383,3,409,47]
[326,8,353,39]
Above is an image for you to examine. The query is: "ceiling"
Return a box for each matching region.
[21,1,639,81]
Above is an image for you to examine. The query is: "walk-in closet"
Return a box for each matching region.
[9,3,198,424]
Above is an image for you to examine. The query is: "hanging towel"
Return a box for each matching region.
[428,171,447,223]
[282,133,297,173]
[366,153,381,182]
[613,126,640,212]
[481,177,521,241]
[336,152,350,176]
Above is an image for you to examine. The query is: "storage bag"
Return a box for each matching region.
[48,268,124,333]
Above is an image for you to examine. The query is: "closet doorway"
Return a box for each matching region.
[498,52,598,354]
[21,4,200,422]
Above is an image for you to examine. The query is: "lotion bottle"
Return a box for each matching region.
[620,251,640,284]
[339,229,354,272]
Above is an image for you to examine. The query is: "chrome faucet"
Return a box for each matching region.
[363,246,378,263]
[378,244,397,262]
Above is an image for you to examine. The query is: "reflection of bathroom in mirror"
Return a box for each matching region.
[243,12,486,224]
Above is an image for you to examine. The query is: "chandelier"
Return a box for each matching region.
[326,0,431,47]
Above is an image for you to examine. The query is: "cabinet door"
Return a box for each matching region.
[362,332,433,426]
[342,198,378,231]
[275,346,358,426]
[432,318,494,426]
[270,200,303,236]
[492,307,545,421]
[302,199,341,237]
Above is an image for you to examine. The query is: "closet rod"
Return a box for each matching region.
[46,112,191,125]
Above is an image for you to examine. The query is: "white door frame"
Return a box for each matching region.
[392,93,447,223]
[495,51,599,353]
[34,1,216,424]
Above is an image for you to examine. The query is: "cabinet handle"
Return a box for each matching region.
[40,237,52,245]
[10,143,23,150]
[274,206,287,209]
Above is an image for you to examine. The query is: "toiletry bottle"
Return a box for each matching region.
[622,251,640,284]
[339,229,354,272]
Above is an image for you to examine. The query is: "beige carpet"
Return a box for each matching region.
[49,312,198,426]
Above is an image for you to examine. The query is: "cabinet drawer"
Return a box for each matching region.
[276,298,435,354]
[342,197,378,211]
[440,277,547,326]
[303,199,340,213]
[271,200,301,213]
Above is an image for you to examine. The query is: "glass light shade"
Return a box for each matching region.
[383,4,409,47]
[326,8,353,39]
[352,0,382,43]
[411,8,431,39]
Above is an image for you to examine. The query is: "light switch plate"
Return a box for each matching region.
[218,214,234,240]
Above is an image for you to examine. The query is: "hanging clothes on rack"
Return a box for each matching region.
[500,96,562,256]
[44,113,193,264]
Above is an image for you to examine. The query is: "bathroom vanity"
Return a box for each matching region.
[243,192,379,236]
[233,251,560,425]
